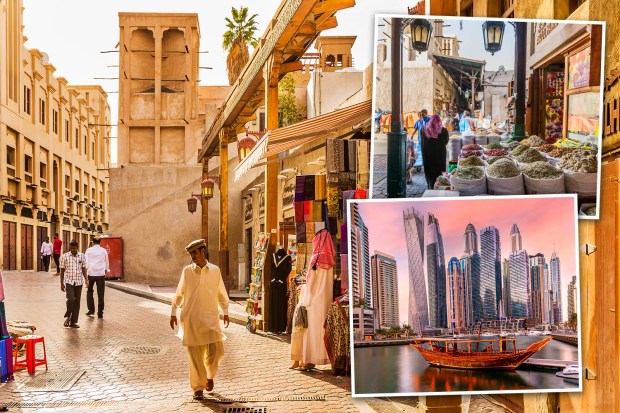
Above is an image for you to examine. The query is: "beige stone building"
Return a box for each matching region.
[0,0,110,271]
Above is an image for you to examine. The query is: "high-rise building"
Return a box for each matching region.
[502,258,511,317]
[403,207,428,334]
[543,262,552,324]
[351,203,371,308]
[529,253,546,324]
[425,213,447,328]
[480,226,501,320]
[459,254,478,326]
[567,275,577,320]
[508,250,529,318]
[510,224,522,252]
[550,250,562,323]
[371,251,400,328]
[447,257,466,330]
[464,223,478,255]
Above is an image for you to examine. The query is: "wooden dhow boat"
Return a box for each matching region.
[410,336,552,371]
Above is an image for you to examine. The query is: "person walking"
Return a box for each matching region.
[170,239,230,400]
[85,237,109,319]
[52,234,63,275]
[40,237,53,273]
[60,240,88,328]
[420,114,450,189]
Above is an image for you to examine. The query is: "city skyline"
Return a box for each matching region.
[354,197,578,325]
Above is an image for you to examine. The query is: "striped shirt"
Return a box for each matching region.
[60,251,87,285]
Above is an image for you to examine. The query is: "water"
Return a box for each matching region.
[353,336,579,394]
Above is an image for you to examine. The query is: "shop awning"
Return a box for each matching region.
[234,100,372,181]
[433,54,486,92]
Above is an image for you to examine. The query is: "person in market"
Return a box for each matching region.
[40,236,53,273]
[459,110,476,133]
[52,233,63,275]
[420,114,450,189]
[412,109,431,144]
[84,237,110,319]
[60,240,88,328]
[170,239,230,400]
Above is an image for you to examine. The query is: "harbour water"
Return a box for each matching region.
[353,336,579,394]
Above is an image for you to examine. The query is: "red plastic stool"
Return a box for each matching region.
[14,335,48,375]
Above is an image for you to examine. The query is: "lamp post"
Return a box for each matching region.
[482,20,526,140]
[387,18,433,198]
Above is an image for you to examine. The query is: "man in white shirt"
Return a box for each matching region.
[40,237,53,272]
[170,239,229,401]
[85,237,110,319]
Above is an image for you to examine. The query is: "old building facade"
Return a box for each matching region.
[0,0,110,271]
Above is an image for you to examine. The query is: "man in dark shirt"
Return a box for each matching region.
[53,234,63,275]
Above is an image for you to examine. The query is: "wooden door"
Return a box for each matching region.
[2,221,17,270]
[36,226,48,271]
[62,230,70,253]
[81,233,88,253]
[21,224,33,270]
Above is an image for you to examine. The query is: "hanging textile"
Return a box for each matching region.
[323,303,350,376]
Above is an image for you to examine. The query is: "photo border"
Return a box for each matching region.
[347,193,583,398]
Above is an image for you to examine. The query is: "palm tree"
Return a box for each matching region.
[222,6,259,85]
[568,313,578,331]
[389,325,402,339]
[375,328,387,339]
[402,324,413,338]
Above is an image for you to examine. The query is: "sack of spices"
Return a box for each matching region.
[486,158,525,195]
[447,137,462,162]
[475,135,488,145]
[522,161,565,194]
[559,149,598,197]
[449,166,487,196]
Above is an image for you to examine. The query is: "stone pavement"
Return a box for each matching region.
[0,271,361,413]
[372,154,427,199]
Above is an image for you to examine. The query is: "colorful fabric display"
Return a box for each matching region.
[305,222,315,242]
[294,202,304,223]
[315,174,326,200]
[357,140,370,189]
[348,140,357,173]
[295,175,306,202]
[303,201,313,222]
[304,175,315,200]
[327,185,339,217]
[340,255,349,295]
[296,222,306,243]
[312,201,323,222]
[340,223,348,254]
[326,140,338,175]
[342,190,356,223]
[354,189,367,199]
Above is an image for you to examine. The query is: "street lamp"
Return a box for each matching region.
[482,21,505,55]
[201,177,215,200]
[187,195,199,214]
[186,176,220,213]
[237,131,257,162]
[410,19,433,52]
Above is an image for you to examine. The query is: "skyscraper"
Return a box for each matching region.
[480,226,501,320]
[510,224,522,252]
[425,213,448,328]
[567,275,577,320]
[508,250,529,318]
[464,223,478,255]
[371,251,400,328]
[543,262,552,324]
[461,223,479,325]
[447,257,466,330]
[403,207,428,334]
[550,250,562,323]
[351,203,372,308]
[529,253,546,325]
[502,258,510,317]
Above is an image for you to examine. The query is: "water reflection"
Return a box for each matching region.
[354,337,580,395]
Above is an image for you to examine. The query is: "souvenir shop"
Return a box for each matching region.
[236,100,371,374]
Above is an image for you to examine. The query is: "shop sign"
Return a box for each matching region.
[244,196,253,223]
[259,191,265,218]
[568,47,591,89]
[536,23,558,45]
[604,69,620,137]
[282,178,295,211]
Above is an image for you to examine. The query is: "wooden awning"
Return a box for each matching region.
[233,100,371,181]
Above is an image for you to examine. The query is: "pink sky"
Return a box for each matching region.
[356,196,578,324]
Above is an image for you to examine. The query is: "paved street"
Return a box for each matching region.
[0,271,358,413]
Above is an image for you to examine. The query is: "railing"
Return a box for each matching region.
[502,0,515,17]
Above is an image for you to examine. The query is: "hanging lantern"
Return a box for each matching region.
[410,18,433,52]
[237,133,257,162]
[201,178,215,200]
[464,90,471,100]
[187,196,198,214]
[482,21,505,55]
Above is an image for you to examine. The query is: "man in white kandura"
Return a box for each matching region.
[170,239,230,400]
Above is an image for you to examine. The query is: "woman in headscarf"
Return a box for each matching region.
[420,114,449,189]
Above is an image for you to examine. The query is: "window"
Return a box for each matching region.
[75,127,79,148]
[92,141,95,160]
[84,184,88,199]
[52,109,58,134]
[25,154,33,184]
[65,120,69,142]
[75,179,80,194]
[84,135,87,155]
[65,175,71,197]
[91,188,95,201]
[39,98,46,125]
[7,146,16,177]
[40,162,47,188]
[23,86,31,114]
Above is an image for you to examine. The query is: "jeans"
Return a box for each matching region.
[87,276,105,317]
[64,284,83,324]
[42,255,51,272]
[53,254,60,273]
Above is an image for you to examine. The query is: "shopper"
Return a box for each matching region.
[40,237,53,272]
[170,239,230,400]
[52,234,63,275]
[412,109,431,141]
[420,114,450,189]
[298,229,335,371]
[459,110,476,133]
[60,240,88,328]
[85,237,109,319]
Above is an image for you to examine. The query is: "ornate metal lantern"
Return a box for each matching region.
[187,196,198,214]
[237,133,257,162]
[201,178,215,200]
[482,21,505,55]
[410,18,433,52]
